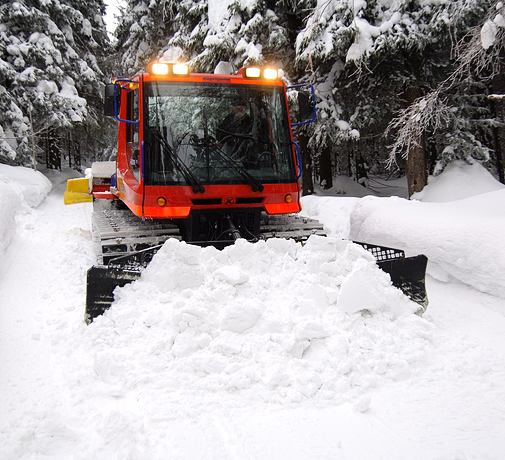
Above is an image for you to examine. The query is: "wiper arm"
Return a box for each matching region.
[202,137,264,192]
[151,130,205,193]
[216,128,254,143]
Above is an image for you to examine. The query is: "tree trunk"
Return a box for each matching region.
[491,76,505,184]
[426,136,438,176]
[407,134,427,196]
[319,144,333,189]
[347,141,352,177]
[404,86,428,197]
[299,133,314,195]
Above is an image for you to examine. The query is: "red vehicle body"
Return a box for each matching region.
[108,69,302,222]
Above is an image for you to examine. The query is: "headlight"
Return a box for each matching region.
[263,68,279,80]
[245,67,261,78]
[151,63,170,75]
[172,63,190,76]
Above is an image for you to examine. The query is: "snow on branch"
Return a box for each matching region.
[488,93,505,100]
[386,91,452,168]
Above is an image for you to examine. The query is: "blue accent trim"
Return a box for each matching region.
[115,117,140,125]
[110,173,117,188]
[111,79,139,125]
[293,141,303,179]
[287,83,317,127]
[141,140,144,179]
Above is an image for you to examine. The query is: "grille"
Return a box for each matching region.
[355,241,405,262]
[192,198,222,205]
[236,197,264,204]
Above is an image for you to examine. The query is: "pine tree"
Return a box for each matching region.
[158,0,312,74]
[389,1,505,187]
[203,0,291,70]
[295,0,493,192]
[116,0,178,74]
[0,0,110,165]
[163,0,208,69]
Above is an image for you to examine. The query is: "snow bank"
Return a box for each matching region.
[0,165,52,255]
[350,190,505,297]
[412,161,504,202]
[301,196,357,238]
[0,182,20,254]
[70,237,432,409]
[0,164,52,208]
[301,163,505,297]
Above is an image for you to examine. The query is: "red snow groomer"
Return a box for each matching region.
[64,61,428,321]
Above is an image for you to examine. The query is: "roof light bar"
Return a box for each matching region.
[243,67,282,80]
[245,67,261,78]
[150,61,190,76]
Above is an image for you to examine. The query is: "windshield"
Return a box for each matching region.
[143,82,295,186]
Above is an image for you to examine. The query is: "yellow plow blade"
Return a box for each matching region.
[64,177,92,205]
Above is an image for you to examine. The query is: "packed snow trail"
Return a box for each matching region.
[0,170,93,459]
[1,169,505,459]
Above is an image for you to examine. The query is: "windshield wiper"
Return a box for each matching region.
[216,128,254,143]
[151,130,205,193]
[198,137,264,192]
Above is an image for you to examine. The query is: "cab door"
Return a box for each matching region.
[126,89,141,182]
[117,83,143,216]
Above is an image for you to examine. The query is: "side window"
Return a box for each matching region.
[127,89,140,180]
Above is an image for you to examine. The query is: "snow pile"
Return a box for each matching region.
[68,237,432,410]
[0,165,52,255]
[0,164,52,208]
[412,161,504,202]
[350,190,505,297]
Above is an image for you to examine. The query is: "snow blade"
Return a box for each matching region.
[377,254,428,312]
[85,265,140,323]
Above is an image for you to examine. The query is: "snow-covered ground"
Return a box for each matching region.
[0,163,504,459]
[312,174,409,199]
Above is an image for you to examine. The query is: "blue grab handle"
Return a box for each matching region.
[112,80,139,125]
[293,141,303,179]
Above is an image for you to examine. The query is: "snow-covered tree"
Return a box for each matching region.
[161,0,209,69]
[388,1,505,190]
[0,0,109,165]
[116,0,178,74]
[295,0,493,192]
[188,0,292,71]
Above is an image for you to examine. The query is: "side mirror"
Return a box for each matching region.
[288,84,317,127]
[104,83,118,117]
[298,92,313,121]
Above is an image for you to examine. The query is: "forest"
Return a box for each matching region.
[1,0,504,196]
